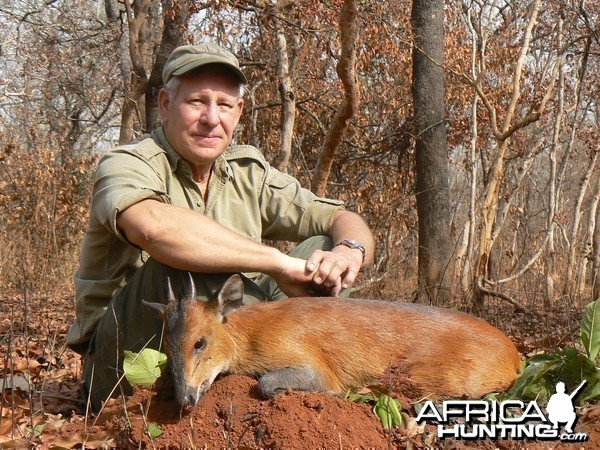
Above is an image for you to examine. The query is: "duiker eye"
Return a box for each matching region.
[194,337,207,351]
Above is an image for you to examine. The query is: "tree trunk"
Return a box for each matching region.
[118,0,153,144]
[578,166,600,300]
[564,35,593,296]
[411,0,453,305]
[459,8,482,300]
[470,0,555,307]
[592,192,600,303]
[271,14,296,172]
[116,0,195,143]
[145,0,197,132]
[544,16,564,310]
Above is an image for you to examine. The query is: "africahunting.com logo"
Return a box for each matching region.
[416,380,588,442]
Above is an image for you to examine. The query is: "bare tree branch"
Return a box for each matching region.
[311,0,359,196]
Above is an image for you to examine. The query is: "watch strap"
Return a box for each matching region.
[335,239,366,263]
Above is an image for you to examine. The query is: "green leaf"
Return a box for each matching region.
[147,422,164,439]
[564,354,600,403]
[505,353,563,401]
[582,376,600,402]
[123,349,167,387]
[505,347,600,405]
[28,424,45,437]
[373,394,403,429]
[581,300,600,362]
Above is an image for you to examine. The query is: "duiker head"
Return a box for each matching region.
[143,273,245,408]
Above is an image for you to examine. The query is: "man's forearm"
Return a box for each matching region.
[117,199,290,277]
[329,210,375,268]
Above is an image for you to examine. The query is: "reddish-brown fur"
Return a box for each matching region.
[147,274,521,406]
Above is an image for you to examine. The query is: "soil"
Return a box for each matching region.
[49,369,600,449]
[51,369,429,449]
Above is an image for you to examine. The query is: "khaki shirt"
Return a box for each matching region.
[66,128,344,349]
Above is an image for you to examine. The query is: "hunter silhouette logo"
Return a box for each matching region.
[547,381,585,434]
[415,380,589,442]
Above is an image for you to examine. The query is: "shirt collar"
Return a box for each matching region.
[214,154,234,181]
[153,127,181,172]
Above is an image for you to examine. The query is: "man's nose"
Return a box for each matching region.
[200,102,219,126]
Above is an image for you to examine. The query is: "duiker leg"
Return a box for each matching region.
[257,366,327,399]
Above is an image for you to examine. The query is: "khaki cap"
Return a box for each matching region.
[162,43,248,85]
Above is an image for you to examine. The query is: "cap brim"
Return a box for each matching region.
[172,57,248,84]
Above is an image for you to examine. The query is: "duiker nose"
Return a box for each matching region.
[182,386,199,407]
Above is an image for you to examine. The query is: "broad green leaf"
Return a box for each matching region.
[505,353,563,401]
[373,394,403,429]
[147,423,164,439]
[582,376,600,402]
[123,349,167,387]
[581,300,600,361]
[561,353,600,404]
[505,347,600,405]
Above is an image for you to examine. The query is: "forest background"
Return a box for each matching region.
[0,0,598,315]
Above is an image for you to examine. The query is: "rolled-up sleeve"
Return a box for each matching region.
[259,168,344,242]
[91,147,169,241]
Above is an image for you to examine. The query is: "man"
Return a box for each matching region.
[67,43,375,411]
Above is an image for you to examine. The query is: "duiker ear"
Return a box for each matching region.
[142,300,167,321]
[140,275,180,321]
[216,274,245,322]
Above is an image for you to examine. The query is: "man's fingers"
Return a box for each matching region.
[313,257,348,288]
[304,247,362,296]
[340,266,359,289]
[305,249,324,273]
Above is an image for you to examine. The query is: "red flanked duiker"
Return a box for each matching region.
[144,274,521,408]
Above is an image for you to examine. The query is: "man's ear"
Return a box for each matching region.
[234,98,244,125]
[158,88,170,123]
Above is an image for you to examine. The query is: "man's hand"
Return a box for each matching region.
[316,210,374,296]
[266,248,362,298]
[305,245,363,297]
[270,255,321,298]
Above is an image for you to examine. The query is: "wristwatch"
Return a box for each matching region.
[335,239,366,263]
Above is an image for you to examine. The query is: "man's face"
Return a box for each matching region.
[159,67,244,171]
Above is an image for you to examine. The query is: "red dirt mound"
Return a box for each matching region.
[43,368,600,449]
[59,373,412,448]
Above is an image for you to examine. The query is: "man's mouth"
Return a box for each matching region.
[193,133,220,141]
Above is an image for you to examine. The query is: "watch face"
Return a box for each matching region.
[338,239,366,260]
[345,239,364,250]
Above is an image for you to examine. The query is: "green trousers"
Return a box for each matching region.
[82,236,335,411]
